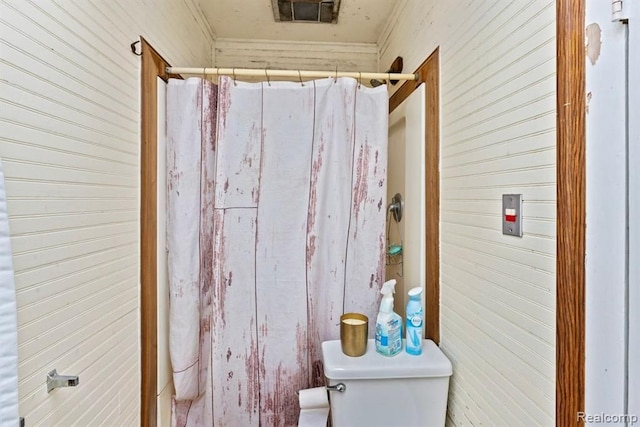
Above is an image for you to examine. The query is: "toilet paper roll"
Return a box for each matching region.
[298,387,330,427]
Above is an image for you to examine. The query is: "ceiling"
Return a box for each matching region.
[198,0,396,43]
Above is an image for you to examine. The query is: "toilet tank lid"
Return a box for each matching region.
[321,339,453,380]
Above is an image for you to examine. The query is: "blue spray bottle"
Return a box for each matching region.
[405,287,424,355]
[375,279,403,356]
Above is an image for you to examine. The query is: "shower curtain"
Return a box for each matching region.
[167,76,388,426]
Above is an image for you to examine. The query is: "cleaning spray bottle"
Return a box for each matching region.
[405,287,424,355]
[375,279,403,356]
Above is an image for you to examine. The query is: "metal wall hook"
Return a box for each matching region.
[130,40,141,56]
[47,369,79,393]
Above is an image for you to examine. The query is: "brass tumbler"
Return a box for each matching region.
[340,313,368,357]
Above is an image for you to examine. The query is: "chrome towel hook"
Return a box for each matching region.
[47,369,79,393]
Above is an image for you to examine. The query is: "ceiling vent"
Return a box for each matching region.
[272,0,341,23]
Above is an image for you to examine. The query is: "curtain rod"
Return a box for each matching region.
[165,67,418,82]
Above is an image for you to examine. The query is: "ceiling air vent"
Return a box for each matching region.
[272,0,341,23]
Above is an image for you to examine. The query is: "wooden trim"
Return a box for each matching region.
[140,37,171,427]
[423,50,440,344]
[389,48,440,344]
[389,74,423,114]
[556,0,586,425]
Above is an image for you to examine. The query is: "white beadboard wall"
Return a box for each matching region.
[214,38,378,75]
[0,0,213,425]
[379,1,556,425]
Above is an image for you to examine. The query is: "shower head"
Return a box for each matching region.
[387,193,403,222]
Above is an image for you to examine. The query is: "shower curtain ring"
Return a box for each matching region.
[233,68,237,86]
[265,69,271,86]
[334,66,338,83]
[358,72,362,89]
[202,67,206,81]
[298,70,304,86]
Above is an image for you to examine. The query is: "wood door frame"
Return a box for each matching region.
[389,48,440,344]
[556,0,586,424]
[140,37,179,427]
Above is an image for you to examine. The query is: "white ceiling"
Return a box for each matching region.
[198,0,396,43]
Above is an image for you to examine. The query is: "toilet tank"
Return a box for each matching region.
[322,339,452,427]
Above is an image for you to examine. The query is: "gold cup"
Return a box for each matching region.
[340,313,368,357]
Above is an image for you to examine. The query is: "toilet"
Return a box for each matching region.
[321,339,452,427]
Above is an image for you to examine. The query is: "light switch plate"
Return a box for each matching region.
[502,194,523,237]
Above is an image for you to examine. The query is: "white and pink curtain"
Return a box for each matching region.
[167,76,388,426]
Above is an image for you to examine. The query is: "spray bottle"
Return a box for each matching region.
[375,279,403,356]
[405,287,424,355]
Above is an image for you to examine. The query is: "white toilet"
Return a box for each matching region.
[321,339,452,427]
